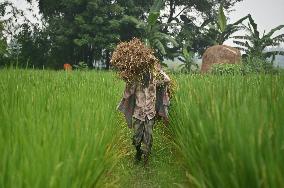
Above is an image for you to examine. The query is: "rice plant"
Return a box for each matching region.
[0,69,124,188]
[1,69,284,188]
[170,74,284,188]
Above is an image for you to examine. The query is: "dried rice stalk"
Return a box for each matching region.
[110,38,159,84]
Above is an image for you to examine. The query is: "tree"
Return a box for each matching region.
[162,0,244,32]
[170,0,244,56]
[119,0,178,61]
[27,0,125,69]
[178,44,198,73]
[0,20,7,65]
[138,0,178,60]
[28,0,165,69]
[0,1,47,67]
[0,2,10,65]
[212,4,250,44]
[233,15,284,62]
[117,0,244,60]
[17,0,246,69]
[177,3,249,48]
[71,1,124,69]
[9,22,53,68]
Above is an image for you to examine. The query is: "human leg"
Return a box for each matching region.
[142,117,154,165]
[132,118,144,162]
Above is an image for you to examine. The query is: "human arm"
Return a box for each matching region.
[122,84,136,99]
[116,84,136,128]
[156,70,171,86]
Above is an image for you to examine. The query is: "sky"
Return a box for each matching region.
[7,0,41,23]
[224,0,284,47]
[224,0,284,66]
[227,0,284,33]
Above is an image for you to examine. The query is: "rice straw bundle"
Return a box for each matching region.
[110,38,159,84]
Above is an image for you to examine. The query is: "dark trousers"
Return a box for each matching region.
[132,117,154,155]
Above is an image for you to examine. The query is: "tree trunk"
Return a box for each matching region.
[167,0,175,24]
[86,45,94,68]
[105,50,110,70]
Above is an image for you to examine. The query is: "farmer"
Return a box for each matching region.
[117,64,171,165]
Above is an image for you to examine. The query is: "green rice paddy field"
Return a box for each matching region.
[0,69,283,188]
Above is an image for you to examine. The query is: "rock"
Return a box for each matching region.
[201,45,242,73]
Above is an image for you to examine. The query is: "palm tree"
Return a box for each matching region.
[233,15,284,62]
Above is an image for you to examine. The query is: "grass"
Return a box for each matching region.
[109,120,187,188]
[0,69,284,188]
[0,69,123,187]
[170,74,284,188]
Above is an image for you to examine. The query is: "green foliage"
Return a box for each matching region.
[0,21,7,64]
[1,69,283,187]
[7,23,53,69]
[243,56,279,74]
[213,5,250,44]
[2,0,246,68]
[73,61,88,70]
[217,4,227,33]
[176,1,246,56]
[0,2,8,65]
[134,0,178,60]
[233,15,284,62]
[178,44,198,73]
[210,58,280,75]
[170,74,284,188]
[0,70,123,187]
[30,0,126,68]
[210,63,243,75]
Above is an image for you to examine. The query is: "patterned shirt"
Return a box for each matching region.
[133,80,157,121]
[124,70,170,121]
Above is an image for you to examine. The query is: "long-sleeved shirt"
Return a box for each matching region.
[122,70,170,121]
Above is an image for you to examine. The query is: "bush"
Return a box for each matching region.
[210,57,281,75]
[243,56,279,74]
[210,63,244,75]
[73,61,88,70]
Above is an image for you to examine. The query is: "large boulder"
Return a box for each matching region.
[201,45,241,73]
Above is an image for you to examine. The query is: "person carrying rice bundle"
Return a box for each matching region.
[111,38,171,165]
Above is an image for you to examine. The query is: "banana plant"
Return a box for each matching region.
[212,4,250,44]
[121,0,178,57]
[178,44,198,73]
[233,15,284,62]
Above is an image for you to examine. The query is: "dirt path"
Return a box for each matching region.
[110,122,187,188]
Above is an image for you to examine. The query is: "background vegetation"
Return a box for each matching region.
[1,0,284,187]
[4,0,283,70]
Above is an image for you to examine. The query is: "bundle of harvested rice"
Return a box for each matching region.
[110,38,159,83]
